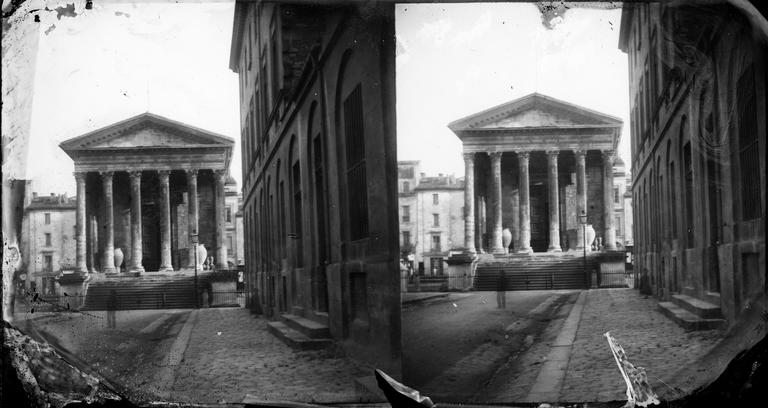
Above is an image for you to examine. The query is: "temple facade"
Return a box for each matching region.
[449,93,623,255]
[59,113,235,275]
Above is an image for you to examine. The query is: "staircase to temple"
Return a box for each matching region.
[473,253,599,291]
[81,274,199,310]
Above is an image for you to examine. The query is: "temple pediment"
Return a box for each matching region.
[60,112,234,151]
[448,93,622,131]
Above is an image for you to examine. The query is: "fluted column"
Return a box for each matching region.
[158,170,173,271]
[603,150,617,250]
[214,169,228,270]
[128,171,144,274]
[488,152,505,255]
[517,151,532,253]
[89,215,97,273]
[75,172,88,273]
[546,151,562,252]
[186,169,199,269]
[575,149,588,251]
[100,171,116,273]
[463,153,476,254]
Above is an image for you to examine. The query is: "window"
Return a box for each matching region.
[398,167,414,178]
[43,255,53,272]
[614,187,620,204]
[344,84,369,240]
[45,233,51,246]
[44,213,51,224]
[402,231,411,247]
[433,213,440,227]
[615,216,622,236]
[431,234,441,252]
[403,181,410,193]
[433,193,439,205]
[227,235,233,256]
[226,207,233,223]
[269,13,280,107]
[401,206,410,223]
[736,65,761,220]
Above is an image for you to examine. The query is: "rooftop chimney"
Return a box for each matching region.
[32,192,38,199]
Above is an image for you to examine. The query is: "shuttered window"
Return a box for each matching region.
[343,84,369,240]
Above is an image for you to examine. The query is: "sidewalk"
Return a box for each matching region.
[401,292,449,305]
[168,307,369,404]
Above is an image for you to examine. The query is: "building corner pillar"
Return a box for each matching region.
[603,150,617,250]
[517,151,532,254]
[158,170,173,272]
[100,171,116,273]
[463,153,476,255]
[75,172,88,273]
[488,152,505,255]
[546,151,562,252]
[214,169,228,271]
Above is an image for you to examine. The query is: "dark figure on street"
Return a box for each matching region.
[496,270,507,309]
[106,289,119,329]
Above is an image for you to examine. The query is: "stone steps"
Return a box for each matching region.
[281,313,331,339]
[266,321,333,351]
[474,257,596,291]
[658,301,724,331]
[82,279,198,310]
[671,294,723,319]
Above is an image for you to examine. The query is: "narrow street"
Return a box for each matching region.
[402,290,579,401]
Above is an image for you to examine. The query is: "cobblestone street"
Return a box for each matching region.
[169,308,369,404]
[485,288,724,404]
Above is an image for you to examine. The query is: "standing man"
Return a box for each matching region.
[107,289,119,329]
[496,270,507,309]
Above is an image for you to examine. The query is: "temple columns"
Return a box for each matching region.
[488,152,505,255]
[575,150,588,250]
[128,171,144,274]
[463,153,476,254]
[214,169,228,270]
[75,172,88,273]
[603,150,617,250]
[186,169,199,269]
[100,171,116,273]
[517,151,532,253]
[546,150,562,252]
[158,170,174,271]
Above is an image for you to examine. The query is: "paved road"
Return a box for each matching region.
[402,290,578,401]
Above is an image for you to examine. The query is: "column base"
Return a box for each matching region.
[75,266,89,274]
[102,267,117,274]
[547,246,562,252]
[129,266,145,274]
[516,247,533,254]
[491,247,506,255]
[158,266,174,273]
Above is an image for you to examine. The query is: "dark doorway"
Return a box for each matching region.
[529,184,550,252]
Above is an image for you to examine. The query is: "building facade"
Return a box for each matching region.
[229,1,400,374]
[59,113,235,276]
[449,93,624,256]
[612,157,633,247]
[619,2,766,326]
[397,161,465,275]
[224,176,245,267]
[21,193,76,295]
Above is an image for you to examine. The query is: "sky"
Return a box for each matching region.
[23,0,239,196]
[19,1,630,196]
[395,3,630,178]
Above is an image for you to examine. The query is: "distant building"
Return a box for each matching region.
[224,176,245,267]
[612,157,633,247]
[619,2,766,328]
[21,192,77,295]
[397,161,465,276]
[229,1,400,374]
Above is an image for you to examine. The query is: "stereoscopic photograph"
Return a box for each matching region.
[2,1,766,407]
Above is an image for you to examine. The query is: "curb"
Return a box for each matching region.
[401,293,449,305]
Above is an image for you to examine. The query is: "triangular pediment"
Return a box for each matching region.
[448,93,622,132]
[60,112,234,151]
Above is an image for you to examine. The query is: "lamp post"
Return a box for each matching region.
[578,211,588,289]
[190,232,199,308]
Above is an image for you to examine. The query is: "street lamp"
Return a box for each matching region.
[577,211,588,289]
[190,232,199,308]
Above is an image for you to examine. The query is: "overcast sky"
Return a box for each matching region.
[22,1,629,196]
[25,0,239,196]
[396,3,630,178]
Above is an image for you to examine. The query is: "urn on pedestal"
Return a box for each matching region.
[502,228,512,254]
[114,248,124,272]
